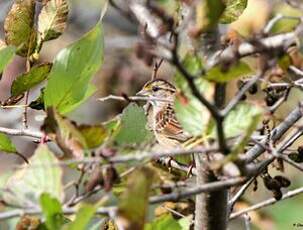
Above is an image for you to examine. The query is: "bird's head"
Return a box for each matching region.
[136,79,176,100]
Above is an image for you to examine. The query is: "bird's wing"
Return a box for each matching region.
[155,105,191,143]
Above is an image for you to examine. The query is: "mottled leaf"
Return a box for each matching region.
[38,0,69,41]
[4,0,36,56]
[78,124,107,149]
[40,193,66,230]
[114,103,152,145]
[11,63,52,96]
[205,61,252,82]
[117,167,154,230]
[3,144,63,207]
[220,0,248,24]
[174,53,214,136]
[0,44,16,77]
[44,22,103,114]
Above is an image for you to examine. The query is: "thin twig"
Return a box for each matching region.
[230,186,303,219]
[240,103,303,163]
[228,177,256,213]
[0,177,247,220]
[0,127,43,139]
[97,95,173,103]
[222,73,263,116]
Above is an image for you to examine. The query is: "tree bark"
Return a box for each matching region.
[193,20,229,229]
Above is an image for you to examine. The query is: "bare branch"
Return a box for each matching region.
[240,103,303,163]
[0,127,43,139]
[230,186,303,219]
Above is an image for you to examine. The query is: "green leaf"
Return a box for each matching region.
[228,107,262,160]
[270,4,302,34]
[197,0,226,29]
[65,204,96,230]
[174,53,214,136]
[78,124,107,149]
[288,153,303,163]
[178,215,192,230]
[0,45,16,77]
[44,22,104,114]
[11,63,52,96]
[42,108,87,159]
[29,88,45,110]
[4,0,36,56]
[0,133,17,153]
[223,103,262,138]
[40,193,66,230]
[114,103,152,145]
[3,144,63,207]
[145,214,182,230]
[205,61,252,82]
[38,0,69,41]
[220,0,248,24]
[117,167,154,230]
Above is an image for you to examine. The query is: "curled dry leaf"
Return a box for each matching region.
[38,0,69,42]
[42,108,87,159]
[4,0,36,57]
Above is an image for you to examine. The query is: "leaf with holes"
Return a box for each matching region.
[3,144,63,207]
[117,167,154,230]
[4,0,36,56]
[220,0,248,24]
[38,0,69,41]
[44,22,103,114]
[11,63,52,97]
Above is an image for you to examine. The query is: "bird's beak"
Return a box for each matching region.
[136,89,149,96]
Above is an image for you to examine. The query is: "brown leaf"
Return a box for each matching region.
[38,0,69,41]
[117,167,155,230]
[4,0,36,57]
[42,108,87,159]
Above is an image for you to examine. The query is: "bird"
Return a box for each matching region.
[136,79,241,177]
[136,78,191,149]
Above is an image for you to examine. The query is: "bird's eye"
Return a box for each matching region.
[152,86,160,92]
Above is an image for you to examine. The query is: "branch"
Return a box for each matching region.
[11,147,218,170]
[230,186,303,219]
[210,30,301,67]
[0,177,246,220]
[149,177,247,204]
[0,127,43,139]
[228,177,256,213]
[97,95,173,103]
[240,103,303,163]
[222,73,263,116]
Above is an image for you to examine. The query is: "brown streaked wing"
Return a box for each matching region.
[155,104,190,142]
